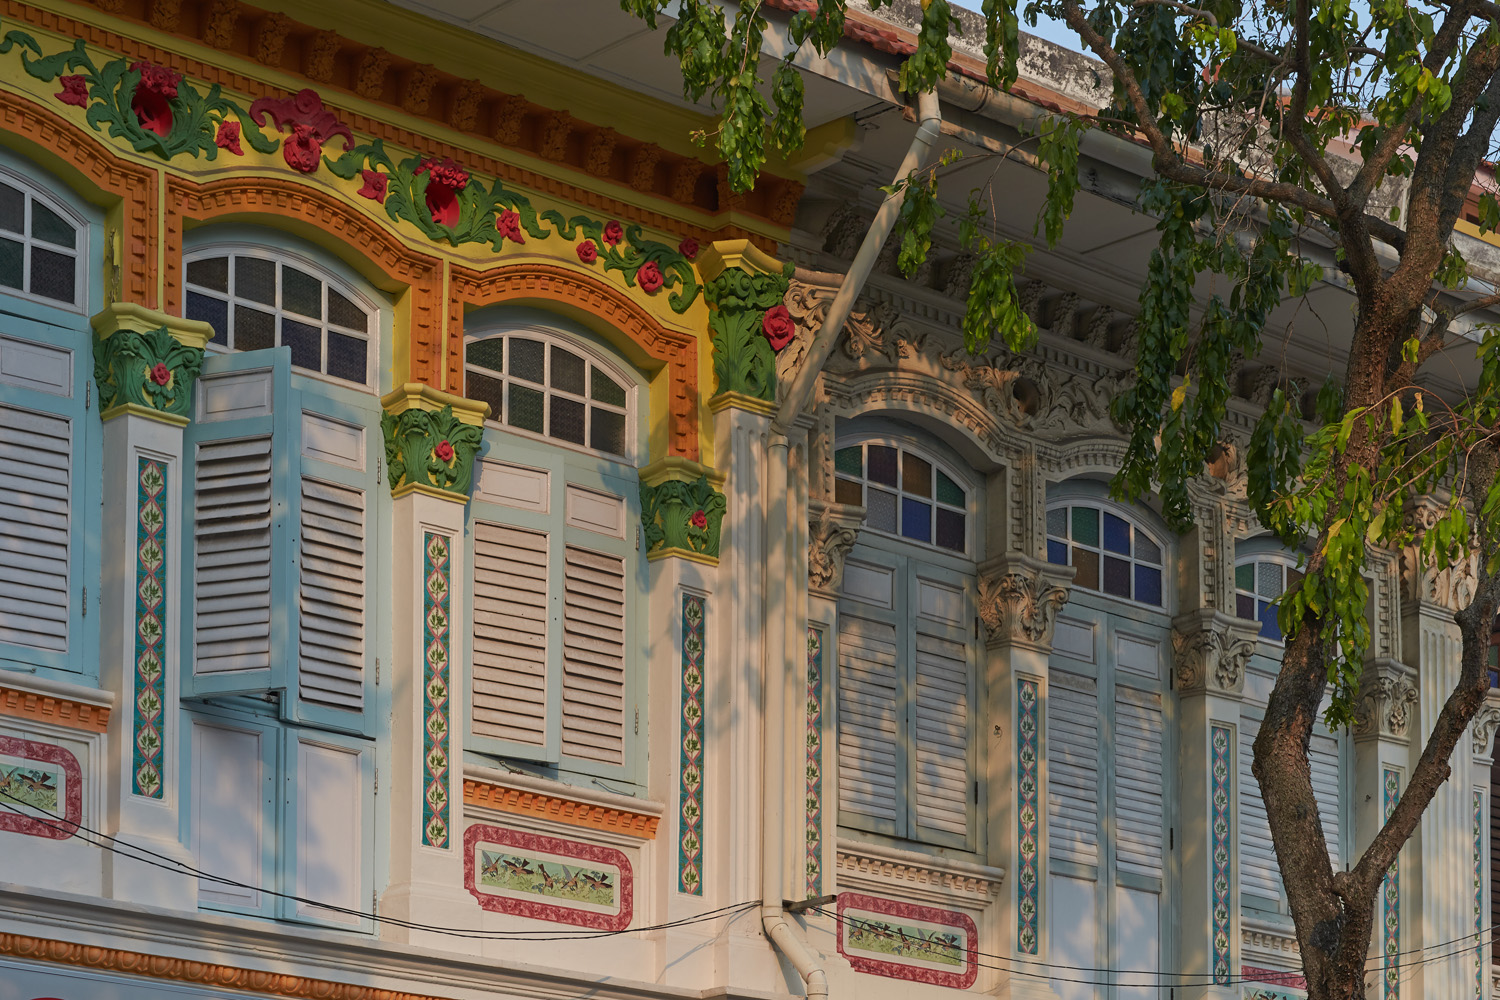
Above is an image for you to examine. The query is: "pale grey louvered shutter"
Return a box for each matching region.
[837,613,901,834]
[471,521,549,747]
[1114,685,1165,879]
[1239,719,1281,900]
[1048,671,1099,866]
[561,545,627,764]
[0,405,71,652]
[913,629,969,845]
[193,436,273,674]
[1310,731,1342,869]
[298,477,365,709]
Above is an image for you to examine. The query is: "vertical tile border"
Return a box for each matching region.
[678,593,705,894]
[1475,787,1485,1000]
[421,532,451,849]
[132,458,166,799]
[804,627,824,899]
[1016,678,1040,955]
[1382,768,1400,1000]
[1210,724,1233,985]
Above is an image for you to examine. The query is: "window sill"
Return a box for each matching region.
[835,836,1005,907]
[462,763,665,843]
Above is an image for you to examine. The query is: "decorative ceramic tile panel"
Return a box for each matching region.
[422,532,452,848]
[132,458,166,798]
[805,627,824,898]
[0,736,81,839]
[836,891,978,988]
[1242,966,1307,992]
[464,824,632,930]
[678,593,704,894]
[1016,678,1040,954]
[1476,788,1485,999]
[1383,768,1400,1000]
[1211,724,1232,985]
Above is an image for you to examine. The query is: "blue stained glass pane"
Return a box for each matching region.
[1047,539,1068,565]
[1103,512,1131,554]
[901,497,932,543]
[1135,564,1163,607]
[1258,600,1283,641]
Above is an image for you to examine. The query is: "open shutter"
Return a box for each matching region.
[1048,670,1099,867]
[1114,684,1165,879]
[560,545,626,764]
[471,521,550,748]
[912,628,970,846]
[1239,717,1280,901]
[837,611,902,836]
[1310,730,1342,870]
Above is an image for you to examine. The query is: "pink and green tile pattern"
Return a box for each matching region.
[1383,768,1400,1000]
[132,458,166,798]
[805,627,824,898]
[422,532,452,848]
[1017,678,1039,954]
[1211,724,1232,985]
[678,593,705,894]
[1475,788,1485,999]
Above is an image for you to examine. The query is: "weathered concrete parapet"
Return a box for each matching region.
[1170,609,1259,698]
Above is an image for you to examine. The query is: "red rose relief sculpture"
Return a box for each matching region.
[130,62,181,137]
[214,119,242,155]
[678,237,700,259]
[249,88,353,174]
[576,241,598,263]
[56,75,88,107]
[637,260,664,293]
[762,304,796,352]
[417,157,471,227]
[357,169,389,203]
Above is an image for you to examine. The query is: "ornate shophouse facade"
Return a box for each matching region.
[1,2,1500,1000]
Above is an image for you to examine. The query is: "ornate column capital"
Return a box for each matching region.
[638,457,727,565]
[1353,658,1420,744]
[807,498,865,597]
[379,383,490,502]
[976,555,1074,650]
[1170,609,1259,697]
[90,302,213,425]
[1471,686,1500,764]
[1401,496,1480,612]
[698,239,794,408]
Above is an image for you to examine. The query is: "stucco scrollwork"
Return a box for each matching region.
[1353,660,1419,743]
[808,499,865,596]
[976,556,1073,648]
[1171,610,1259,696]
[1471,689,1500,760]
[1400,497,1480,611]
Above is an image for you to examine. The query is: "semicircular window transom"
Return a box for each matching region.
[1236,557,1301,642]
[833,441,968,554]
[1046,503,1164,607]
[0,178,81,306]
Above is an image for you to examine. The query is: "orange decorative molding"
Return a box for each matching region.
[0,685,110,733]
[450,263,701,461]
[0,932,452,1000]
[463,778,660,840]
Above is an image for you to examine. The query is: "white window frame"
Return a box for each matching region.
[0,163,86,314]
[831,434,975,557]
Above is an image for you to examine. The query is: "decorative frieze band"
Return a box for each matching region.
[1170,609,1258,697]
[131,458,167,798]
[977,556,1072,649]
[420,532,452,849]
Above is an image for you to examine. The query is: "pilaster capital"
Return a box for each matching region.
[1471,686,1500,763]
[808,498,865,597]
[90,303,213,425]
[379,383,490,502]
[698,239,794,405]
[1170,609,1259,697]
[638,458,727,565]
[976,555,1073,649]
[1401,496,1480,612]
[1353,658,1419,744]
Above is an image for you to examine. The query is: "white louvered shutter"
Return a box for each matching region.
[1048,671,1100,866]
[1239,719,1280,900]
[193,436,273,675]
[1310,731,1342,870]
[471,521,549,747]
[298,477,365,709]
[912,629,969,844]
[1114,685,1165,879]
[838,612,902,833]
[561,545,627,764]
[0,405,71,652]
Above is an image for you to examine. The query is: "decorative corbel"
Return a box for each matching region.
[1170,609,1259,697]
[1472,686,1500,763]
[1401,496,1480,612]
[976,555,1074,649]
[698,239,795,410]
[379,383,489,502]
[807,498,865,596]
[1353,658,1420,744]
[638,457,728,565]
[90,302,212,425]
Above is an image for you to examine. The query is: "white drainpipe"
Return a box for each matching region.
[759,87,943,1000]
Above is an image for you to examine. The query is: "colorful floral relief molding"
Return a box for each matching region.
[464,824,632,931]
[382,405,484,500]
[0,736,81,839]
[678,594,705,895]
[132,458,166,799]
[421,532,451,849]
[14,29,706,312]
[640,475,727,562]
[705,262,795,402]
[836,892,978,989]
[94,325,203,421]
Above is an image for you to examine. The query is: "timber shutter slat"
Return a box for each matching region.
[298,477,365,710]
[1048,672,1099,867]
[561,545,626,763]
[913,629,968,840]
[193,435,273,674]
[1114,685,1165,879]
[0,405,71,652]
[471,521,549,747]
[838,613,902,829]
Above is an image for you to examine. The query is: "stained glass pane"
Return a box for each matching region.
[1134,532,1161,564]
[327,288,367,330]
[590,407,626,456]
[835,447,863,477]
[901,497,932,543]
[1047,507,1068,539]
[1072,548,1099,590]
[509,338,544,383]
[235,256,276,305]
[281,266,323,319]
[508,383,544,433]
[1103,512,1130,554]
[30,201,75,249]
[0,237,21,290]
[467,337,505,374]
[835,478,863,506]
[1258,601,1283,641]
[867,488,897,533]
[551,346,586,395]
[1135,565,1162,607]
[936,508,965,552]
[234,304,274,352]
[1257,561,1283,599]
[1072,507,1099,547]
[186,292,228,344]
[1288,567,1304,590]
[591,366,626,406]
[1236,593,1257,620]
[187,256,229,292]
[0,183,22,234]
[1236,563,1256,592]
[1102,555,1130,597]
[902,453,932,497]
[1047,539,1068,565]
[30,247,74,303]
[281,318,322,371]
[550,395,587,445]
[867,445,898,487]
[326,331,367,383]
[466,370,505,423]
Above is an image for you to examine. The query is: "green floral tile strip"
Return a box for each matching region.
[132,458,166,798]
[422,532,451,848]
[678,594,705,894]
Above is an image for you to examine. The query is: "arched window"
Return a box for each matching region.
[1235,555,1301,642]
[0,171,84,308]
[1045,502,1165,607]
[833,440,969,554]
[465,331,633,460]
[184,246,377,387]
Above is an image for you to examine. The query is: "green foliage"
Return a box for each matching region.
[1034,116,1085,248]
[890,168,945,278]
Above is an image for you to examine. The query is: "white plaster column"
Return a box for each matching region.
[92,304,210,910]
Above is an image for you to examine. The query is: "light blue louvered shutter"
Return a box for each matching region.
[1048,670,1100,867]
[1114,684,1165,880]
[910,570,974,849]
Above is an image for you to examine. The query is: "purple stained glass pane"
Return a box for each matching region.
[901,497,932,543]
[1102,555,1130,597]
[1103,512,1130,554]
[1236,594,1256,621]
[867,445,898,487]
[936,508,965,552]
[1047,539,1068,565]
[1134,564,1162,607]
